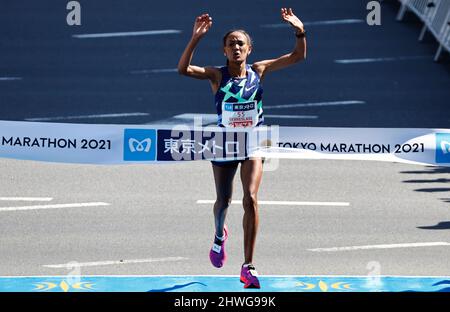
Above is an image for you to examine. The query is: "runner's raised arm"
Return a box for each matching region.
[177,13,220,84]
[252,8,307,79]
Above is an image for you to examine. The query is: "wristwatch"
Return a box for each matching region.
[295,29,306,38]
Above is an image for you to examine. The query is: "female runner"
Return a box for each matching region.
[178,8,306,288]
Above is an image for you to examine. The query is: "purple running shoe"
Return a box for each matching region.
[240,264,260,289]
[209,225,228,268]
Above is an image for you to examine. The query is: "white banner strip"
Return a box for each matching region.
[0,120,449,167]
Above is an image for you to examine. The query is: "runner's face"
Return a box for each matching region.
[224,32,252,64]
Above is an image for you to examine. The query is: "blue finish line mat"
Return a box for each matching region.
[1,276,450,292]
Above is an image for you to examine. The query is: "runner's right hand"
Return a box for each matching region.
[192,13,212,39]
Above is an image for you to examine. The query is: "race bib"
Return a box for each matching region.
[221,101,258,128]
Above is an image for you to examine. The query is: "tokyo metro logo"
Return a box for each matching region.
[123,129,156,161]
[436,133,450,163]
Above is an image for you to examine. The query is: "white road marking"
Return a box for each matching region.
[173,113,216,121]
[261,19,364,28]
[0,77,22,81]
[197,200,349,207]
[146,113,217,125]
[43,257,188,268]
[131,65,222,75]
[335,55,431,64]
[0,197,53,202]
[264,100,365,109]
[3,274,450,278]
[131,68,178,74]
[265,114,318,119]
[304,19,365,26]
[73,29,181,39]
[308,242,450,252]
[147,113,317,126]
[25,112,149,122]
[0,202,110,212]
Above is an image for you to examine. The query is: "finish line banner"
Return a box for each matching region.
[0,120,449,167]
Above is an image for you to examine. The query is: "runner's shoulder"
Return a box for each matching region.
[250,62,265,78]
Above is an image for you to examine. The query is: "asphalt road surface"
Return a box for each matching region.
[1,0,450,280]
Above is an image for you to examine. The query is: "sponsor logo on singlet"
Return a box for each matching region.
[224,102,256,112]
